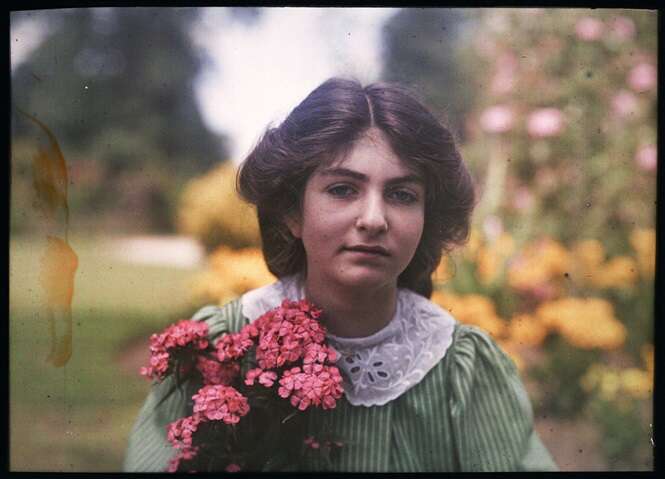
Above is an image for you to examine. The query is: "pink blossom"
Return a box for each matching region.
[479,105,515,134]
[303,343,338,364]
[527,108,565,138]
[258,370,278,387]
[167,414,203,450]
[244,368,263,386]
[215,331,254,362]
[244,368,278,387]
[575,17,604,41]
[167,445,200,473]
[225,463,242,472]
[155,320,209,350]
[140,320,209,381]
[635,145,657,172]
[611,90,639,118]
[278,364,344,411]
[192,385,250,424]
[628,63,657,93]
[254,300,327,370]
[196,356,239,385]
[609,16,636,41]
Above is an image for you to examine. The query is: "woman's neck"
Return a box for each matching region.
[303,275,398,338]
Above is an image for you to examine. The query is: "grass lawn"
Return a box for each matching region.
[10,235,206,471]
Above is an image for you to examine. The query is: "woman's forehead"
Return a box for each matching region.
[322,129,423,179]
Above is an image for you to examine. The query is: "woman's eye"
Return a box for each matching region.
[327,184,356,198]
[389,189,418,204]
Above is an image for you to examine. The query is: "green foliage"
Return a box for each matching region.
[381,8,476,140]
[530,336,600,417]
[587,397,651,469]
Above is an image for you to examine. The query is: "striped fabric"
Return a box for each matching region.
[124,299,557,472]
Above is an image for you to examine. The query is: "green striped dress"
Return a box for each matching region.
[123,298,557,472]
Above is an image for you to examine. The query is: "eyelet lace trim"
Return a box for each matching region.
[240,275,457,407]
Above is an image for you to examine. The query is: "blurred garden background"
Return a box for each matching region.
[10,7,656,471]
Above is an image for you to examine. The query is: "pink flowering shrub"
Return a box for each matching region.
[628,63,657,93]
[527,108,565,138]
[479,105,515,134]
[141,299,344,472]
[575,17,604,41]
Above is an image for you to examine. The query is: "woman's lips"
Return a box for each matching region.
[343,245,390,256]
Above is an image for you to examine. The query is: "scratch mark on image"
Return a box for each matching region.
[18,108,78,367]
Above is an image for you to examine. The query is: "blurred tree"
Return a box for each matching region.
[381,8,476,140]
[11,8,233,232]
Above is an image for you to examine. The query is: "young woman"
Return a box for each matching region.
[124,78,557,472]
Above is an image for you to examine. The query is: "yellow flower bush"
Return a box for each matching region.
[570,239,638,289]
[431,290,507,339]
[476,232,515,285]
[507,313,549,347]
[592,256,639,289]
[536,297,626,350]
[507,238,569,290]
[620,368,653,400]
[190,246,275,305]
[571,239,606,281]
[581,363,653,401]
[177,163,261,251]
[630,228,655,279]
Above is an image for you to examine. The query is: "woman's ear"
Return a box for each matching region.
[284,213,302,239]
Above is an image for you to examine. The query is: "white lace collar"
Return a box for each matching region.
[240,275,457,407]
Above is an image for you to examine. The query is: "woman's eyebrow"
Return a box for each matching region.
[318,167,423,185]
[318,167,367,181]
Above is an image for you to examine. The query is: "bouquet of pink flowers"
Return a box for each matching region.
[140,299,344,472]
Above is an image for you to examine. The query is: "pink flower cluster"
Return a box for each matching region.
[140,320,209,380]
[215,327,255,362]
[238,300,343,412]
[167,445,199,473]
[192,384,250,424]
[196,356,240,386]
[253,300,327,369]
[278,363,344,411]
[166,384,249,470]
[167,415,203,450]
[150,299,344,472]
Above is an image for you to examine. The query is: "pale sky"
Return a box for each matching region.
[10,7,398,164]
[191,7,398,163]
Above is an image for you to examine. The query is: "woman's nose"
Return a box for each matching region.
[355,192,388,234]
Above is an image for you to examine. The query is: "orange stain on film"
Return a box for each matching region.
[19,109,78,367]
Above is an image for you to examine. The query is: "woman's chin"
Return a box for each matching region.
[333,267,398,291]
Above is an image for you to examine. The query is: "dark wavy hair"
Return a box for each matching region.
[237,77,475,298]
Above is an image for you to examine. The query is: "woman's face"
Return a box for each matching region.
[286,128,425,291]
